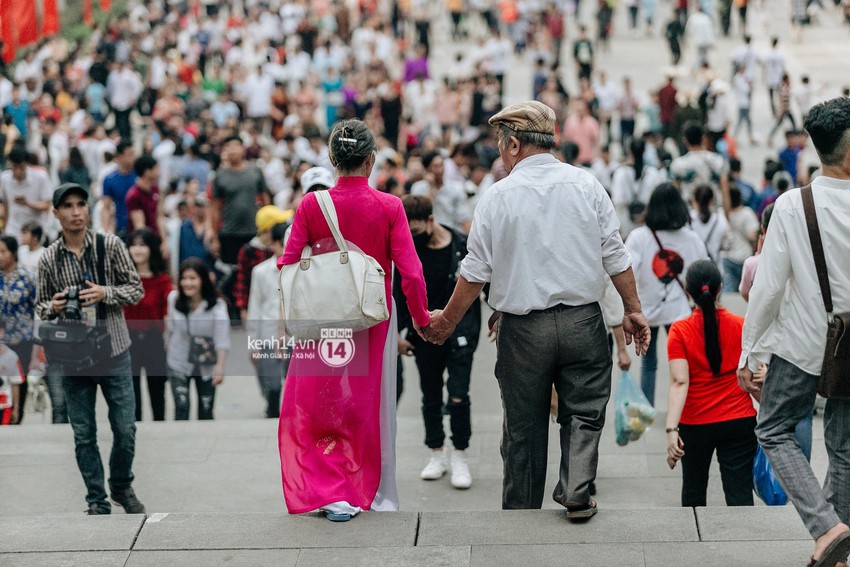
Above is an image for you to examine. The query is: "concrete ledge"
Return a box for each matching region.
[416,508,699,545]
[0,508,817,566]
[696,506,811,541]
[0,515,144,553]
[132,512,419,550]
[0,552,131,567]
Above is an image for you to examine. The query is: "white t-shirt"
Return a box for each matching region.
[690,209,729,265]
[762,49,785,88]
[0,167,53,241]
[0,347,24,411]
[725,206,760,263]
[17,246,45,277]
[733,73,751,109]
[625,226,709,327]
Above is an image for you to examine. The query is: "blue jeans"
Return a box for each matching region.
[640,325,671,407]
[61,350,136,510]
[723,257,745,295]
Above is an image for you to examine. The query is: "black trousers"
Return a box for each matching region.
[129,330,168,421]
[495,303,611,510]
[678,416,758,507]
[413,339,474,451]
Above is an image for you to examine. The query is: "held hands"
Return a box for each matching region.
[737,361,767,395]
[418,309,457,345]
[622,311,651,356]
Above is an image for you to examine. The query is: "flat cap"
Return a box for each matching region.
[489,101,556,135]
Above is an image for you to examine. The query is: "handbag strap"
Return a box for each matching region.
[651,230,688,295]
[315,191,350,256]
[801,185,833,314]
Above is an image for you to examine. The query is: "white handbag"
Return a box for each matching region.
[278,191,389,340]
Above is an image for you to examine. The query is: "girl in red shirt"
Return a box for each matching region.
[124,229,173,422]
[665,260,762,507]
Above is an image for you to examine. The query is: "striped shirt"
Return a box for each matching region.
[36,230,143,357]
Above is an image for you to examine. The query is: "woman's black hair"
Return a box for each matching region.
[760,203,775,231]
[68,147,86,169]
[630,137,646,181]
[693,184,715,224]
[21,221,44,245]
[685,260,723,376]
[645,182,690,231]
[0,235,18,262]
[176,257,218,314]
[328,119,376,172]
[128,228,168,276]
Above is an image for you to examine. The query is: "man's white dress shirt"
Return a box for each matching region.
[460,153,632,315]
[740,177,850,374]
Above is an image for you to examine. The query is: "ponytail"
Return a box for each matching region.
[630,138,646,181]
[694,184,714,225]
[685,260,723,376]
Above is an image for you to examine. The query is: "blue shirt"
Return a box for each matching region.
[102,170,137,231]
[85,83,107,115]
[778,146,800,185]
[3,101,29,139]
[179,220,213,270]
[0,267,36,345]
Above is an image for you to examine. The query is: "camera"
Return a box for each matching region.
[64,285,83,320]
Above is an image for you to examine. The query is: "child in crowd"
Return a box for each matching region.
[0,343,24,425]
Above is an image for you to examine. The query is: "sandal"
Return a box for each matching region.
[324,511,352,522]
[807,531,850,567]
[567,499,598,522]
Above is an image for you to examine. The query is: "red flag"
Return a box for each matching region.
[100,0,112,11]
[0,2,15,63]
[42,0,61,37]
[84,0,94,24]
[17,0,39,46]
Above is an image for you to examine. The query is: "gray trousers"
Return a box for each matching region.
[495,303,612,510]
[756,355,850,539]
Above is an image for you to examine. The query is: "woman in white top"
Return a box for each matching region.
[166,257,230,420]
[611,138,667,238]
[690,184,728,267]
[625,183,709,406]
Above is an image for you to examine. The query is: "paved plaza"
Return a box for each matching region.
[1,2,848,565]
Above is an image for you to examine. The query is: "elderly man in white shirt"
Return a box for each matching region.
[738,97,850,567]
[422,101,650,517]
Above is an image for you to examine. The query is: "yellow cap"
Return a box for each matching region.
[255,205,293,233]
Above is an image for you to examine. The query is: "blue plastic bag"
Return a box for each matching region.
[753,446,788,506]
[614,371,656,446]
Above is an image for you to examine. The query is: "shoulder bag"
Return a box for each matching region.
[39,234,112,370]
[279,191,389,341]
[802,185,850,399]
[187,311,217,368]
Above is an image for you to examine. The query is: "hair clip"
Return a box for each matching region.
[701,284,710,293]
[338,137,358,143]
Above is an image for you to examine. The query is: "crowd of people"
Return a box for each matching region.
[0,1,849,564]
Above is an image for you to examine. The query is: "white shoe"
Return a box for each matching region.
[450,450,472,489]
[420,450,448,480]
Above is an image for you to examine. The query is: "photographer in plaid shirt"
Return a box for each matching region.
[35,183,146,516]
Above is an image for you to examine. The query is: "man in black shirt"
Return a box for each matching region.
[394,195,481,490]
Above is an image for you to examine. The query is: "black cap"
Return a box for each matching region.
[52,183,89,208]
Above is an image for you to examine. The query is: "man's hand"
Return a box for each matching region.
[622,311,651,356]
[79,281,106,307]
[422,309,457,345]
[398,337,415,356]
[487,311,501,343]
[51,290,69,315]
[737,365,761,394]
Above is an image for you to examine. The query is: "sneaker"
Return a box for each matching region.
[85,504,111,515]
[420,450,448,480]
[111,487,146,514]
[450,450,472,489]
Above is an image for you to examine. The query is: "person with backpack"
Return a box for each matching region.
[665,260,759,507]
[277,120,430,521]
[625,183,709,406]
[690,184,729,267]
[611,138,668,238]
